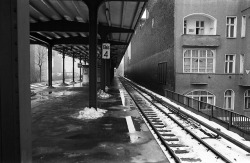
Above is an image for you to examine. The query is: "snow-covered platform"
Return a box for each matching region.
[31,77,169,163]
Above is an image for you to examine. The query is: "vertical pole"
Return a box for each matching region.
[106,59,111,86]
[100,33,108,91]
[72,53,75,83]
[0,0,31,162]
[89,4,98,108]
[48,45,53,88]
[62,48,65,84]
[79,57,82,81]
[60,48,68,86]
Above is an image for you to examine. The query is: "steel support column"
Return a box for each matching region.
[100,33,108,91]
[106,59,111,86]
[101,59,106,90]
[110,64,115,82]
[79,57,82,81]
[71,53,76,83]
[61,48,68,86]
[0,0,31,162]
[62,49,65,83]
[48,45,53,88]
[88,4,98,108]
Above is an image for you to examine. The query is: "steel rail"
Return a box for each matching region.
[124,77,250,153]
[120,79,181,163]
[120,77,232,163]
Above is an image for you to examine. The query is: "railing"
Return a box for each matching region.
[165,89,250,135]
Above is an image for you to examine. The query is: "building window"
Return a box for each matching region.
[224,90,235,110]
[184,13,217,35]
[196,21,204,35]
[225,54,235,73]
[226,16,237,38]
[158,62,167,85]
[140,9,149,28]
[184,20,187,34]
[241,15,246,38]
[183,49,215,73]
[240,54,244,74]
[244,90,250,109]
[186,90,215,109]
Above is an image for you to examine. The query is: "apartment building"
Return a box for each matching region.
[123,0,250,116]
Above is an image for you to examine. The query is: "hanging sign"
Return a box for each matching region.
[102,43,110,59]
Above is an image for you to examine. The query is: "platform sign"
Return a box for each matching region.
[102,43,110,59]
[78,63,82,68]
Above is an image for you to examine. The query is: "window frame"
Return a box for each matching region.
[224,89,235,110]
[226,16,237,38]
[240,54,245,74]
[183,20,187,34]
[196,21,205,35]
[185,89,216,106]
[224,54,236,74]
[183,49,215,73]
[244,90,250,110]
[241,15,246,38]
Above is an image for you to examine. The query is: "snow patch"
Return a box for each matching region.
[73,107,107,120]
[97,89,111,99]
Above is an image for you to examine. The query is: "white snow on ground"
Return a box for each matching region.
[124,78,250,163]
[72,107,107,120]
[97,89,111,99]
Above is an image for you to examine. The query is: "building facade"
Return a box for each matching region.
[123,0,250,117]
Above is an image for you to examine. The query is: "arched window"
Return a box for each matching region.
[186,90,215,105]
[224,90,235,110]
[244,90,250,109]
[183,13,217,35]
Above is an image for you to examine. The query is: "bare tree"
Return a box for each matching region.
[35,46,47,82]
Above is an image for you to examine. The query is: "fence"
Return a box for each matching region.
[165,89,250,134]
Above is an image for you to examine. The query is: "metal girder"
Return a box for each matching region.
[30,20,134,33]
[30,38,48,45]
[50,36,128,45]
[30,33,52,45]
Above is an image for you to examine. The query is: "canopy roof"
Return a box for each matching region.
[30,0,147,67]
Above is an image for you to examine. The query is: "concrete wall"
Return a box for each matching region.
[124,0,175,95]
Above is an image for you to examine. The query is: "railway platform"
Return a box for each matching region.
[31,77,169,163]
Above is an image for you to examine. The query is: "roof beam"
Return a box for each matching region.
[30,20,134,33]
[50,36,128,45]
[30,33,52,45]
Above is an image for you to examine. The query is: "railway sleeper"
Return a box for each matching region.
[164,138,179,141]
[161,133,175,137]
[151,122,164,125]
[145,113,157,116]
[174,149,190,154]
[167,143,187,147]
[158,129,171,132]
[180,157,202,162]
[155,125,166,129]
[151,119,162,123]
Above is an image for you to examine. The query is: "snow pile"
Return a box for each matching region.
[75,107,107,120]
[105,86,109,92]
[97,89,111,99]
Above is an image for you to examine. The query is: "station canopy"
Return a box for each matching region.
[30,0,147,67]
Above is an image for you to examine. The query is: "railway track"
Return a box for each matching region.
[120,77,232,163]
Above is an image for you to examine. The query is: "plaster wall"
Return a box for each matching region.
[124,0,175,95]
